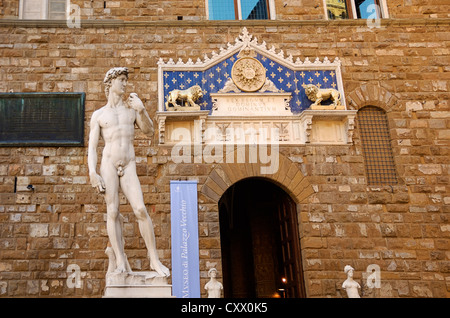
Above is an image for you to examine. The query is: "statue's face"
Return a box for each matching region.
[110,74,128,96]
[348,269,354,278]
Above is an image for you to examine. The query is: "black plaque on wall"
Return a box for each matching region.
[0,93,85,146]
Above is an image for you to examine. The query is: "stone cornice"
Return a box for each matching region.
[0,17,449,29]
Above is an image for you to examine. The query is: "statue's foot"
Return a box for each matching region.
[114,262,128,273]
[151,260,170,277]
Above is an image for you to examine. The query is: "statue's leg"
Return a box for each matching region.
[120,162,170,277]
[101,163,128,273]
[105,246,116,274]
[335,94,341,106]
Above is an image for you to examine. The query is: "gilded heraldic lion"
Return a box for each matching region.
[165,84,203,110]
[305,84,341,108]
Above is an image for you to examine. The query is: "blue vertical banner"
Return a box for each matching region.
[170,180,200,298]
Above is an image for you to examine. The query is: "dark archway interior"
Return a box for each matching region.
[218,177,305,298]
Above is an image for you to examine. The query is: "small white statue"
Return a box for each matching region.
[204,268,223,298]
[342,265,361,298]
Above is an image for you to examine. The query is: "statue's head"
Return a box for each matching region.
[104,67,129,98]
[208,268,218,278]
[344,265,354,277]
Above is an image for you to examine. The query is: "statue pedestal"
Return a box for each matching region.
[103,271,173,298]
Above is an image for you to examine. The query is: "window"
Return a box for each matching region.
[48,0,67,19]
[207,0,273,20]
[357,106,398,185]
[326,0,350,19]
[19,0,68,20]
[325,0,388,20]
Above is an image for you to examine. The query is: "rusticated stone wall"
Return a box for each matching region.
[0,15,449,298]
[2,0,450,20]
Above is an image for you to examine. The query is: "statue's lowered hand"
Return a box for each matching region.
[90,173,106,193]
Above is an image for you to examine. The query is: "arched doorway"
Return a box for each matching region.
[218,177,306,298]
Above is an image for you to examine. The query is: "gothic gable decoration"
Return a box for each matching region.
[157,28,346,114]
[156,28,355,146]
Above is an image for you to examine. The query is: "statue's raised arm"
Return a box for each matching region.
[127,92,154,136]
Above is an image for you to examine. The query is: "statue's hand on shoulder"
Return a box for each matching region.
[127,93,145,112]
[90,173,106,193]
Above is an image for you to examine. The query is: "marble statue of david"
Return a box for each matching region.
[88,67,169,277]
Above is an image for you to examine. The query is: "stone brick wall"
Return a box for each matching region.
[1,0,450,20]
[0,12,449,298]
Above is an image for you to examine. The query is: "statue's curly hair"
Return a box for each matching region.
[103,67,129,98]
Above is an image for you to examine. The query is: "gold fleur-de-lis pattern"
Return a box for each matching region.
[163,52,339,113]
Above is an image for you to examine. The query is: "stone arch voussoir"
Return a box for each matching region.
[200,152,314,204]
[346,84,398,113]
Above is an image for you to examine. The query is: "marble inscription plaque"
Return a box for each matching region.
[210,93,292,116]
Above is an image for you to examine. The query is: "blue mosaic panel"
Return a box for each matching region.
[163,53,340,115]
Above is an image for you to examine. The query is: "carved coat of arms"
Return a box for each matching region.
[231,57,266,92]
